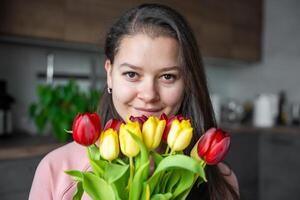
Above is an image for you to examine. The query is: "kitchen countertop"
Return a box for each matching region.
[220,124,300,134]
[0,132,66,160]
[1,126,300,160]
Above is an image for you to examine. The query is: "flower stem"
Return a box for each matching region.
[165,146,170,154]
[116,158,126,165]
[128,157,134,189]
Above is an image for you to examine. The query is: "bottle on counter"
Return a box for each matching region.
[276,91,288,126]
[291,103,300,125]
[0,80,14,137]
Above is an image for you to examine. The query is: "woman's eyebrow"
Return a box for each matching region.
[119,62,181,72]
[119,63,141,70]
[159,66,181,72]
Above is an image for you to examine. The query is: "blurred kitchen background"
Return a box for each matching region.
[0,0,300,199]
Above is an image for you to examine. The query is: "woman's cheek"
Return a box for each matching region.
[113,80,137,104]
[161,86,184,107]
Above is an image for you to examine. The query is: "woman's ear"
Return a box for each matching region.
[104,59,113,89]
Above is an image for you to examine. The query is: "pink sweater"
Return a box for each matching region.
[29,142,92,200]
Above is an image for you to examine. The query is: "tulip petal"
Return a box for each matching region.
[205,137,230,165]
[167,120,181,149]
[99,129,119,161]
[103,119,122,132]
[197,127,217,157]
[89,113,101,133]
[142,117,156,149]
[119,122,142,157]
[153,120,166,149]
[72,113,101,146]
[172,127,193,151]
[210,129,226,147]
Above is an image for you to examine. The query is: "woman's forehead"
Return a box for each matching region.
[114,34,181,69]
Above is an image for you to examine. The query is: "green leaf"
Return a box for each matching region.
[73,181,84,200]
[127,131,149,178]
[149,171,162,195]
[171,170,194,198]
[82,172,115,200]
[51,120,70,142]
[150,193,172,200]
[165,170,181,193]
[35,110,48,133]
[113,167,130,200]
[148,155,206,196]
[161,171,172,193]
[91,159,108,170]
[110,183,123,200]
[129,161,150,200]
[90,159,104,177]
[140,182,149,200]
[28,103,37,118]
[104,162,129,184]
[151,155,206,181]
[176,179,204,200]
[88,145,101,161]
[29,80,102,143]
[65,170,83,182]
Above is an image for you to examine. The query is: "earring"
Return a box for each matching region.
[107,87,112,94]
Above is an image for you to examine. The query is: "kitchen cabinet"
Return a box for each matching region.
[1,127,299,199]
[260,133,300,200]
[225,127,300,200]
[0,0,262,61]
[0,156,43,200]
[225,131,259,200]
[0,133,63,199]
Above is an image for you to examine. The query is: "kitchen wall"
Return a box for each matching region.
[206,0,300,105]
[0,43,106,133]
[0,0,299,132]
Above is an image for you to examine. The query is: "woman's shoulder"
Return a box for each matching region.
[218,162,239,194]
[40,141,89,170]
[29,142,91,199]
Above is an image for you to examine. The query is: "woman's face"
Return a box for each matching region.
[105,34,185,121]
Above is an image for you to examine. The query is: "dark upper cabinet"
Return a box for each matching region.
[0,0,262,61]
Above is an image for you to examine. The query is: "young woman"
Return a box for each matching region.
[29,3,239,200]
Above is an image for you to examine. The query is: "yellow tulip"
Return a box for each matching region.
[119,120,143,157]
[99,128,119,161]
[167,119,193,151]
[142,116,166,150]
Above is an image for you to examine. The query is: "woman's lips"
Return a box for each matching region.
[133,107,163,116]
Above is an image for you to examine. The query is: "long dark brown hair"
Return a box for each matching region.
[98,3,239,200]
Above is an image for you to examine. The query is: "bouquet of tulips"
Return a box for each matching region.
[65,112,231,200]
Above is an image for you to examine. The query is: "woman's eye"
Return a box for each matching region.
[123,72,139,80]
[161,74,176,82]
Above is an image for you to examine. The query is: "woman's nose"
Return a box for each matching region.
[137,78,159,103]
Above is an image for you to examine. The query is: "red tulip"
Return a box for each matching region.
[103,119,123,132]
[160,113,184,142]
[72,113,101,146]
[129,115,148,128]
[197,128,230,165]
